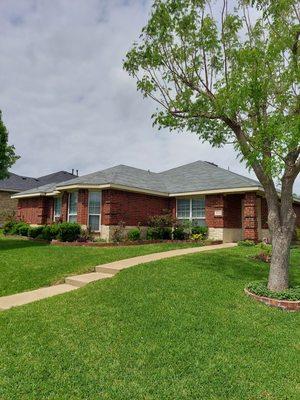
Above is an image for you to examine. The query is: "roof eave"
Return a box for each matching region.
[11,192,44,199]
[169,186,264,197]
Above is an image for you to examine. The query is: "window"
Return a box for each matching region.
[53,197,62,220]
[68,192,78,223]
[88,191,101,231]
[176,197,206,226]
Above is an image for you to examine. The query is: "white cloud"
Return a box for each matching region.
[0,0,299,193]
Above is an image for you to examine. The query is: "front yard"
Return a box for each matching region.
[0,233,199,296]
[0,238,299,399]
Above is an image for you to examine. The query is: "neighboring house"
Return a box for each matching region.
[0,171,77,224]
[12,161,300,242]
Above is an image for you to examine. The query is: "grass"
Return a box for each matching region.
[0,233,200,296]
[0,244,299,399]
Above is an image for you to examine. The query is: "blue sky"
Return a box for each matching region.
[0,0,299,193]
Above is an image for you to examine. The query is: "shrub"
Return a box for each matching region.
[148,212,176,228]
[294,228,300,241]
[191,226,208,238]
[3,220,18,235]
[127,228,141,241]
[56,222,82,242]
[238,240,256,247]
[146,227,172,240]
[191,233,204,241]
[28,226,42,238]
[112,221,126,243]
[42,224,60,241]
[28,226,45,239]
[173,226,186,240]
[246,281,300,301]
[17,223,30,237]
[10,222,29,236]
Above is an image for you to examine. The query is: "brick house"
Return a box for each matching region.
[0,171,76,224]
[12,161,300,242]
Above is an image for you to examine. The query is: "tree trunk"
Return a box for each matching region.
[266,199,296,291]
[267,230,292,291]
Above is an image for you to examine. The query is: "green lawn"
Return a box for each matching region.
[0,244,299,399]
[0,234,200,296]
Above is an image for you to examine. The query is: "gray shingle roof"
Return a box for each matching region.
[0,173,40,192]
[0,171,76,192]
[14,161,262,197]
[159,160,261,193]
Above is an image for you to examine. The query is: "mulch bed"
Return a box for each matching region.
[50,239,223,247]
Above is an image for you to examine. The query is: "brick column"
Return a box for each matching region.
[243,193,258,241]
[61,192,69,222]
[77,189,89,227]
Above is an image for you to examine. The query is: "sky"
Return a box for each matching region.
[0,0,299,193]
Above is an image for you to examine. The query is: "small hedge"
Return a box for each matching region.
[127,228,141,241]
[246,281,300,301]
[3,221,82,242]
[191,226,208,238]
[173,226,186,240]
[146,227,172,240]
[238,240,256,247]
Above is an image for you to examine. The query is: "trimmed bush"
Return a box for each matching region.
[10,222,29,236]
[56,222,82,242]
[146,227,172,240]
[127,228,141,241]
[173,226,186,240]
[28,226,45,239]
[246,281,300,301]
[17,223,30,237]
[191,226,208,238]
[42,224,60,241]
[238,240,256,247]
[3,220,18,235]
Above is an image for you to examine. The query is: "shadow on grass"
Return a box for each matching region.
[0,238,48,251]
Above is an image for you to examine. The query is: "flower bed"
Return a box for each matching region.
[51,239,222,247]
[245,281,300,311]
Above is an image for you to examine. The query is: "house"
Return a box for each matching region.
[12,161,300,242]
[0,171,76,224]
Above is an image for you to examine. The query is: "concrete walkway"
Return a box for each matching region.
[0,242,236,311]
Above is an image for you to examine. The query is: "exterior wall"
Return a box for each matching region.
[243,193,259,241]
[101,189,171,226]
[0,191,18,224]
[77,189,89,227]
[205,194,243,242]
[61,192,69,222]
[17,197,53,225]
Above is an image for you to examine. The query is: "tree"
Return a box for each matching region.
[0,110,19,180]
[124,0,300,291]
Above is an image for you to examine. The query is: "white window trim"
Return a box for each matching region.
[88,191,102,232]
[176,197,206,223]
[53,197,62,221]
[68,192,78,222]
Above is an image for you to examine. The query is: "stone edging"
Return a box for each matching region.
[244,288,300,312]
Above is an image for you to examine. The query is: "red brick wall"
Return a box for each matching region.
[77,189,89,225]
[61,192,68,222]
[205,194,242,229]
[243,193,258,241]
[18,197,53,225]
[101,189,171,226]
[205,194,225,228]
[224,194,242,228]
